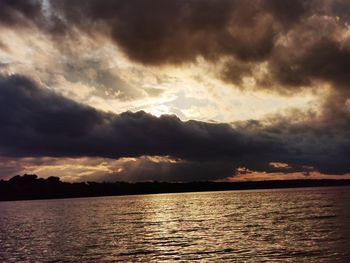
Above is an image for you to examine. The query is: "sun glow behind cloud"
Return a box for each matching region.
[0,26,317,124]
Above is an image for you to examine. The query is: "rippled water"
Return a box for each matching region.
[1,186,350,262]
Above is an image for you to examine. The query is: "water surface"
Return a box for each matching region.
[1,186,350,262]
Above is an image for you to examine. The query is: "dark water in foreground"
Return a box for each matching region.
[1,187,350,262]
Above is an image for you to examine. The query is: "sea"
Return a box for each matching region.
[1,186,350,262]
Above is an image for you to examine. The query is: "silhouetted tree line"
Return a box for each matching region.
[1,174,350,201]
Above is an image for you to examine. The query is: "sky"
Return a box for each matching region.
[1,0,350,182]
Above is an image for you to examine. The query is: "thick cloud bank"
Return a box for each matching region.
[0,74,349,179]
[0,74,274,160]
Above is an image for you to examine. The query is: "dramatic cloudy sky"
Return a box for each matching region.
[1,0,350,182]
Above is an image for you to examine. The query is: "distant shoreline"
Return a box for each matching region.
[1,174,350,202]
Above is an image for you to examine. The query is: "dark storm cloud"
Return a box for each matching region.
[0,0,287,65]
[3,0,350,94]
[0,0,42,27]
[50,0,280,64]
[255,112,350,175]
[261,11,350,93]
[1,74,350,178]
[270,38,350,90]
[261,0,307,26]
[44,0,350,96]
[0,74,276,161]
